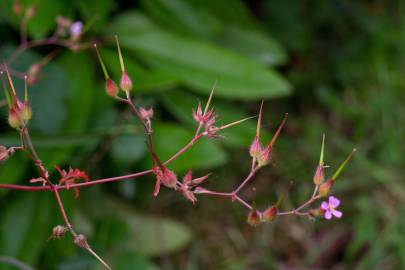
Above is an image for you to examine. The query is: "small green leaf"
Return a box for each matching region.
[215,26,287,66]
[0,193,54,265]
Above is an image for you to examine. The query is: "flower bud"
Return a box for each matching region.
[25,5,36,19]
[13,0,22,15]
[249,136,262,159]
[262,206,277,222]
[319,178,333,197]
[27,64,41,85]
[0,146,9,162]
[120,71,132,92]
[309,208,323,217]
[105,78,119,97]
[247,210,262,227]
[313,165,324,185]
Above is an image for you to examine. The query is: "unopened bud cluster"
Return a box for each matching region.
[2,70,32,129]
[247,205,278,226]
[249,103,288,168]
[94,36,133,99]
[8,98,32,129]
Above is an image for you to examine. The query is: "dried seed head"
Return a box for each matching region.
[182,170,193,185]
[0,146,9,162]
[120,71,133,92]
[139,107,153,121]
[247,210,262,227]
[105,78,119,97]
[51,225,67,239]
[262,206,277,222]
[179,186,197,204]
[192,102,203,123]
[152,166,178,196]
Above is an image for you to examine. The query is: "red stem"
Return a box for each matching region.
[232,166,259,194]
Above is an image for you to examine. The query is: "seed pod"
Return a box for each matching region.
[262,206,277,222]
[313,165,324,185]
[319,178,333,197]
[120,71,133,92]
[249,136,262,159]
[8,108,21,129]
[247,210,262,227]
[105,78,119,97]
[20,101,32,123]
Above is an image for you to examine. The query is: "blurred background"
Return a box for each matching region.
[0,0,404,269]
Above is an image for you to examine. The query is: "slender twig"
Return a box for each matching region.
[232,166,259,195]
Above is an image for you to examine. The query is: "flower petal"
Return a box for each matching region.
[328,196,340,208]
[321,201,329,210]
[332,209,342,218]
[324,210,332,220]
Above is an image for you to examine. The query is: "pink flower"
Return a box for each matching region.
[320,196,342,220]
[70,21,83,37]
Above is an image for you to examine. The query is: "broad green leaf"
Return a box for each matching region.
[145,122,227,172]
[140,0,287,65]
[101,49,178,93]
[80,196,193,257]
[215,26,287,66]
[160,90,271,147]
[105,12,291,100]
[0,193,54,266]
[140,0,213,37]
[189,0,258,29]
[116,208,192,256]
